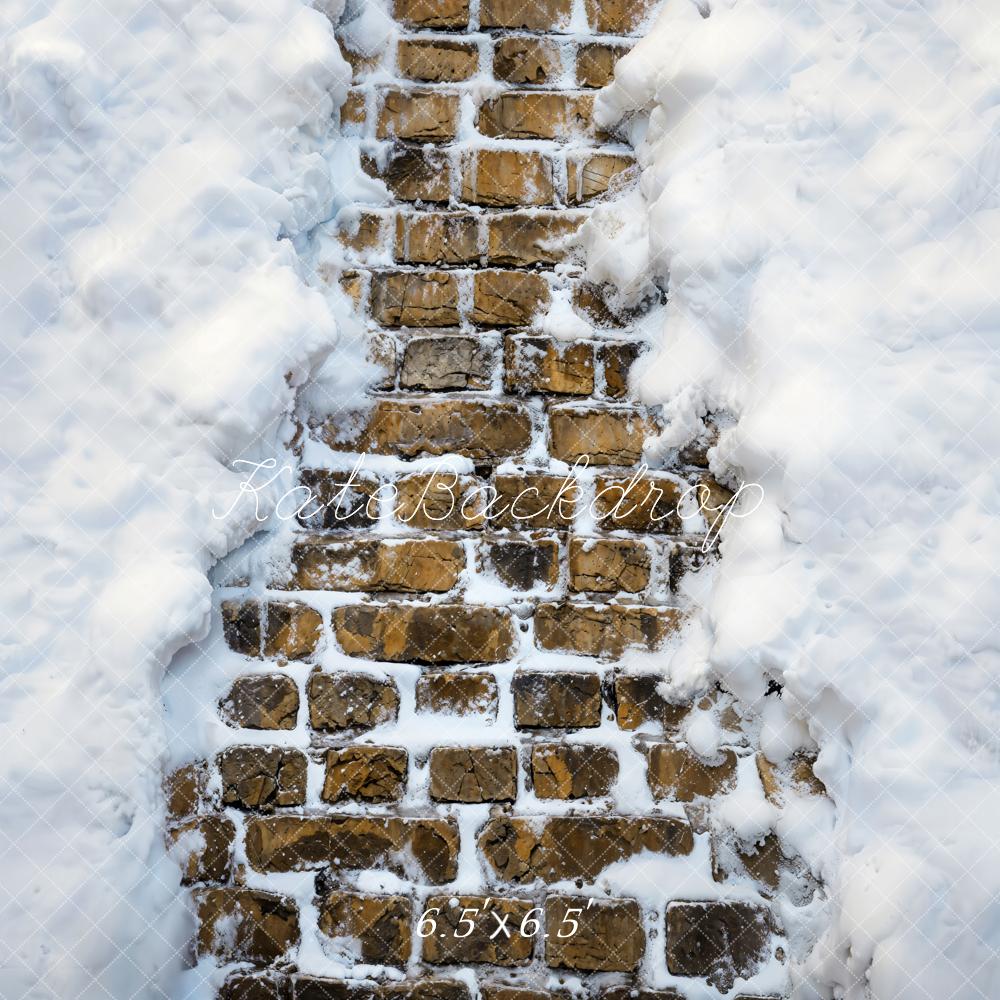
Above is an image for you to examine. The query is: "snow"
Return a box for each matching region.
[0,0,362,996]
[592,0,1000,996]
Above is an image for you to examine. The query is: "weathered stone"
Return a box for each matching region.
[666,901,773,991]
[341,89,366,130]
[245,815,460,883]
[307,672,399,733]
[221,599,261,656]
[395,213,480,265]
[292,979,374,1000]
[318,892,412,966]
[504,336,593,395]
[331,399,532,462]
[264,602,324,660]
[169,815,234,884]
[288,538,465,593]
[669,544,708,592]
[567,153,637,204]
[487,214,583,267]
[493,36,561,85]
[601,991,683,1000]
[364,146,451,204]
[336,210,386,256]
[511,671,601,729]
[530,744,618,799]
[472,270,550,326]
[394,473,487,530]
[380,982,471,1000]
[338,270,365,308]
[713,832,787,895]
[378,90,459,142]
[544,896,643,972]
[220,674,299,731]
[585,0,657,34]
[296,468,380,531]
[757,752,827,804]
[429,746,517,802]
[415,672,499,716]
[534,603,682,658]
[490,473,579,530]
[196,888,299,964]
[614,673,690,732]
[600,341,645,399]
[594,474,683,533]
[422,896,534,965]
[479,92,593,141]
[548,406,650,465]
[480,815,693,883]
[219,972,290,1000]
[398,38,478,82]
[164,761,206,821]
[218,746,307,811]
[569,538,651,593]
[367,332,398,390]
[480,989,556,1000]
[647,744,738,802]
[484,537,559,590]
[479,0,571,30]
[461,150,554,207]
[333,604,517,664]
[394,0,469,28]
[322,746,408,803]
[370,270,459,328]
[576,42,631,88]
[400,335,495,390]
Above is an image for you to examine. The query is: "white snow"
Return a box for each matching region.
[592,0,1000,997]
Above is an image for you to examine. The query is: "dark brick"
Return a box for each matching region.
[512,671,601,729]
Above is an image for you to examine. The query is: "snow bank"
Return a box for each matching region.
[0,1,354,996]
[592,0,1000,996]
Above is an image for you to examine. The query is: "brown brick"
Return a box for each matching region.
[322,746,408,803]
[602,990,683,1000]
[196,888,299,964]
[530,744,618,799]
[318,893,412,967]
[480,0,571,30]
[614,673,690,732]
[292,979,374,1000]
[398,38,478,82]
[164,761,206,821]
[429,746,517,802]
[757,752,827,805]
[288,538,464,593]
[567,153,637,204]
[415,672,499,716]
[400,335,496,391]
[378,90,459,143]
[544,896,643,972]
[534,603,682,658]
[422,896,534,965]
[341,88,366,130]
[336,210,386,256]
[218,746,307,811]
[576,42,631,88]
[479,92,593,141]
[480,990,556,1000]
[666,901,774,991]
[394,473,487,530]
[245,815,459,883]
[585,0,657,34]
[569,538,650,593]
[364,146,451,204]
[472,270,550,326]
[490,473,579,530]
[512,671,601,729]
[331,399,532,462]
[338,269,364,308]
[487,213,583,267]
[548,406,650,465]
[395,212,480,265]
[307,672,399,733]
[221,599,320,659]
[394,0,469,28]
[493,36,561,85]
[479,815,693,883]
[381,981,471,1000]
[504,336,593,395]
[600,341,645,399]
[484,536,559,590]
[368,332,398,390]
[296,468,380,531]
[220,674,299,731]
[461,149,554,207]
[594,474,683,532]
[370,270,459,328]
[219,972,290,1000]
[647,744,738,802]
[169,815,234,884]
[333,604,517,664]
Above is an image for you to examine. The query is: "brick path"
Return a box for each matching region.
[164,2,825,997]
